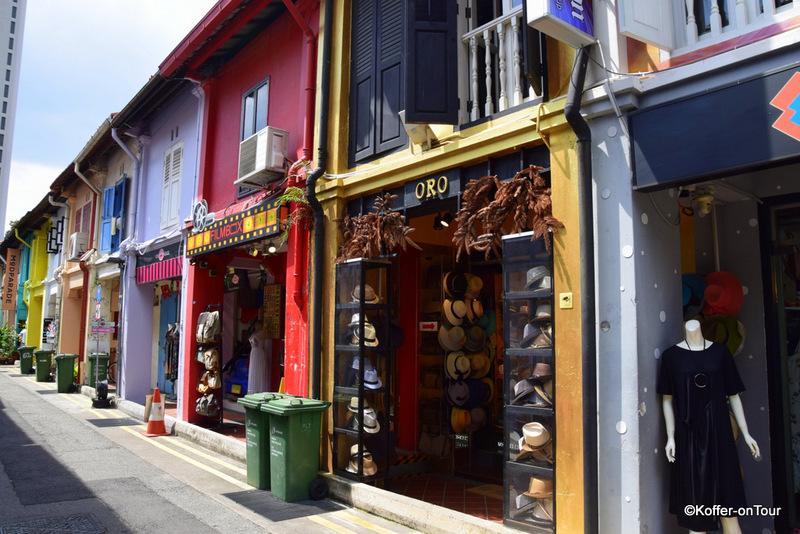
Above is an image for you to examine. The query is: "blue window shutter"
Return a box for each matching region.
[100,186,115,253]
[404,0,458,125]
[111,177,127,252]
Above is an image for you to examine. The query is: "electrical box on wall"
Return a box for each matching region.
[526,0,595,49]
[235,126,290,188]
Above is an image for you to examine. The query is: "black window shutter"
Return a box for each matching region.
[375,0,405,153]
[351,0,377,161]
[405,0,458,125]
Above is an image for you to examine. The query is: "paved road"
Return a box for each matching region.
[0,365,419,534]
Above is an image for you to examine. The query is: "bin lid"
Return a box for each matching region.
[18,346,35,353]
[34,350,54,356]
[237,392,289,409]
[88,353,110,360]
[55,353,79,360]
[261,397,331,415]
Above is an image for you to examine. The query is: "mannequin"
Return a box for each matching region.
[659,319,759,534]
[247,324,268,394]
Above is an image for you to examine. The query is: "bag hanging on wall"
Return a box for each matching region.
[196,310,221,343]
[206,369,221,389]
[195,393,219,417]
[197,371,210,394]
[203,348,220,370]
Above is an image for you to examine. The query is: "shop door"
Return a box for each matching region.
[767,204,800,531]
[157,291,179,396]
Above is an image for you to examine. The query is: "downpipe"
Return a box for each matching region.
[564,44,598,534]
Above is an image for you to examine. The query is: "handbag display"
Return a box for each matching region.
[195,393,219,417]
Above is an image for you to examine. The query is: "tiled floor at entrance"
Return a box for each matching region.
[390,474,503,524]
[164,401,246,442]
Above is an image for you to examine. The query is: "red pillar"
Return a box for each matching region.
[281,207,309,396]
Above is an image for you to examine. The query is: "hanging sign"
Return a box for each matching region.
[526,0,594,49]
[186,198,287,257]
[2,248,19,311]
[404,168,461,208]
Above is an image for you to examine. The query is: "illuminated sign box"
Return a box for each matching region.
[527,0,594,49]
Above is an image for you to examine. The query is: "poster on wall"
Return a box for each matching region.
[262,285,284,339]
[42,318,54,345]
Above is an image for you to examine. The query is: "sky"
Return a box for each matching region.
[5,0,218,231]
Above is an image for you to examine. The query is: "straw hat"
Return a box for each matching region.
[531,498,554,522]
[346,444,378,476]
[351,284,380,304]
[450,407,471,433]
[348,313,364,327]
[445,351,471,380]
[350,322,379,347]
[442,299,467,326]
[465,298,484,323]
[443,272,467,299]
[522,422,551,449]
[438,325,466,351]
[362,408,381,433]
[523,476,553,498]
[468,350,492,379]
[363,367,383,389]
[702,271,743,316]
[463,325,487,352]
[465,273,484,299]
[348,397,371,412]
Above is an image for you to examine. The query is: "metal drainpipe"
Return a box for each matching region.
[564,44,598,534]
[305,0,332,401]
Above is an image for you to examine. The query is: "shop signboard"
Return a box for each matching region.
[526,0,594,49]
[2,248,19,311]
[136,241,183,284]
[404,168,461,208]
[186,198,287,257]
[262,284,284,339]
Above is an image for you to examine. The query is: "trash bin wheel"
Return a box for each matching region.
[308,478,328,501]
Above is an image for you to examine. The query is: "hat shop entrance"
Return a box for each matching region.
[333,152,558,529]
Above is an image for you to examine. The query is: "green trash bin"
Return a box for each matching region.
[34,350,54,382]
[236,392,292,489]
[18,346,35,374]
[261,397,331,502]
[54,354,78,393]
[86,353,110,388]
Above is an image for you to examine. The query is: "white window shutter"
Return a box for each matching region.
[168,145,183,227]
[618,0,674,51]
[160,150,172,229]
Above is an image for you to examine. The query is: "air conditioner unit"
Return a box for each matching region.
[67,232,88,261]
[234,126,290,188]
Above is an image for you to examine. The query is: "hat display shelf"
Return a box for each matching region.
[332,258,394,483]
[501,232,555,533]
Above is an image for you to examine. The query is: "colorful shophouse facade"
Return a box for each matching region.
[159,0,321,424]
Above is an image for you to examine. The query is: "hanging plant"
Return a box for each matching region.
[277,185,311,245]
[336,192,421,263]
[452,165,564,261]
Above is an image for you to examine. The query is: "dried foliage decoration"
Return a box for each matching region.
[452,165,564,261]
[336,193,422,263]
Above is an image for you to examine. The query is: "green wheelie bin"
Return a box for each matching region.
[261,397,331,502]
[236,392,292,489]
[18,346,35,374]
[54,354,78,393]
[86,353,110,388]
[34,350,54,382]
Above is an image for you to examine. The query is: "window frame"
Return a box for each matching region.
[237,77,270,198]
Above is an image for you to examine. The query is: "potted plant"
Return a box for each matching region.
[0,323,17,364]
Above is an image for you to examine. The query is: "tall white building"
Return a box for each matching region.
[0,0,23,233]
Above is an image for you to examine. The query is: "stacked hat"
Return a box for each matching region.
[464,325,487,352]
[346,444,378,476]
[468,348,492,379]
[347,397,381,433]
[442,299,468,326]
[446,379,470,406]
[349,321,379,347]
[524,266,552,291]
[450,406,471,433]
[465,298,484,324]
[349,355,382,389]
[443,272,468,299]
[446,351,471,380]
[351,284,380,304]
[465,273,484,299]
[701,271,743,316]
[516,422,554,465]
[438,325,466,351]
[511,363,553,407]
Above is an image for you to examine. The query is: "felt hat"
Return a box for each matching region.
[465,298,484,323]
[523,476,554,498]
[350,322,379,347]
[701,315,746,357]
[531,362,553,379]
[682,274,706,320]
[447,380,470,406]
[531,498,554,522]
[450,407,471,433]
[465,273,484,299]
[444,272,468,299]
[524,266,550,290]
[446,351,471,380]
[442,299,467,326]
[438,325,466,351]
[351,284,380,304]
[363,368,383,389]
[468,350,492,379]
[520,322,541,348]
[531,302,552,322]
[534,382,554,407]
[464,325,487,352]
[347,445,378,476]
[702,271,743,316]
[512,378,538,405]
[531,325,553,348]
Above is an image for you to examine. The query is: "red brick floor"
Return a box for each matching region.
[391,474,504,524]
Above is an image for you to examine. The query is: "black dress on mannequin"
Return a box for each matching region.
[657,342,747,531]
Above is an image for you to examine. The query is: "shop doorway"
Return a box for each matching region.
[157,289,179,397]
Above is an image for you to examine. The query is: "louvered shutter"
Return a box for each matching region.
[375,0,405,152]
[168,145,182,227]
[111,177,128,252]
[404,0,458,124]
[100,187,115,253]
[160,149,172,229]
[351,0,377,161]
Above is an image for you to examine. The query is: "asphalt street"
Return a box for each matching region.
[0,365,420,534]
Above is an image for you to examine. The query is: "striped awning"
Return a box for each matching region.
[136,242,183,284]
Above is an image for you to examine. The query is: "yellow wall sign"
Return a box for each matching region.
[186,198,286,257]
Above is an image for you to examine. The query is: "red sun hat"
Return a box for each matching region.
[701,271,743,316]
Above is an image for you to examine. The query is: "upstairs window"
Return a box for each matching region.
[238,78,270,197]
[161,141,183,230]
[99,176,128,254]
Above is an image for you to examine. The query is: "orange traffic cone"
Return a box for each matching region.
[143,387,170,437]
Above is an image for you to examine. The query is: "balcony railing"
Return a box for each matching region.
[460,6,530,122]
[681,0,799,49]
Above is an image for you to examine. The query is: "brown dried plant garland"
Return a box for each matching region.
[452,165,564,260]
[336,192,422,263]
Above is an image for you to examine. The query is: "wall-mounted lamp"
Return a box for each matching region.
[696,194,714,216]
[268,244,278,254]
[433,212,454,230]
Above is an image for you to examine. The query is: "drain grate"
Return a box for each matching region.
[0,513,105,533]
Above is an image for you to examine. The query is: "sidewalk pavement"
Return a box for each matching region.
[78,386,518,534]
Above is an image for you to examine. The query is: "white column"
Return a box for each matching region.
[735,0,749,26]
[497,21,508,112]
[511,14,523,106]
[710,0,723,35]
[685,0,699,44]
[470,36,479,121]
[484,29,494,117]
